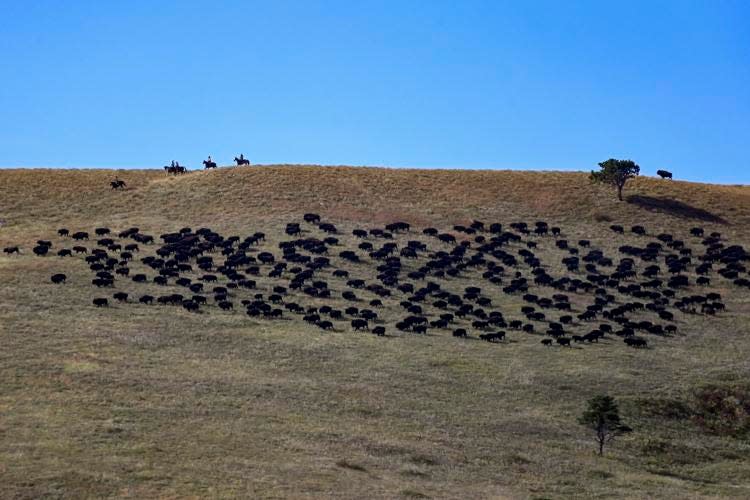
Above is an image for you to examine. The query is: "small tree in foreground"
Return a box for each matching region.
[590,158,640,201]
[579,395,632,456]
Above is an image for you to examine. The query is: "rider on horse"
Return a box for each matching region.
[204,156,217,169]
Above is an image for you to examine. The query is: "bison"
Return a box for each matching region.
[656,170,673,179]
[50,273,67,284]
[351,319,368,331]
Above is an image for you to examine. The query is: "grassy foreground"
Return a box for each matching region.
[1,165,749,499]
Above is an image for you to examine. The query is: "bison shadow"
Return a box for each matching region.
[626,195,727,224]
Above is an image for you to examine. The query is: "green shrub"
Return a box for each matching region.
[692,384,750,436]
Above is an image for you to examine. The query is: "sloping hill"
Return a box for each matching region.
[1,165,748,242]
[1,165,749,499]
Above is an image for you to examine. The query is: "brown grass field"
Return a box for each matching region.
[1,165,749,499]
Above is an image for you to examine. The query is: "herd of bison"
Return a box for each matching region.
[4,215,749,350]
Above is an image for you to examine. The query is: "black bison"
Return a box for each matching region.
[658,310,674,321]
[412,324,427,334]
[385,222,410,233]
[50,273,67,284]
[438,233,456,244]
[351,319,368,331]
[625,337,648,348]
[183,300,199,312]
[32,245,49,256]
[656,170,673,179]
[93,298,109,307]
[317,320,334,330]
[319,223,337,234]
[480,331,505,342]
[556,337,571,347]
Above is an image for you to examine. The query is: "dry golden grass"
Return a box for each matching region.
[1,165,749,499]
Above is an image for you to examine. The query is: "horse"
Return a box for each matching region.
[234,156,250,166]
[203,160,217,169]
[164,165,186,175]
[110,179,126,189]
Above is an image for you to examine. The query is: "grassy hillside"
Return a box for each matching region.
[1,165,749,499]
[2,165,749,239]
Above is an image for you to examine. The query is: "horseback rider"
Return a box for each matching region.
[239,153,244,161]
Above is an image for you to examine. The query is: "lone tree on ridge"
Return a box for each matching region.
[579,394,632,456]
[590,158,640,201]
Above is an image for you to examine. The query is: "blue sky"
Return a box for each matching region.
[1,1,748,183]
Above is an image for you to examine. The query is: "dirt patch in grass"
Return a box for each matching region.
[335,459,368,472]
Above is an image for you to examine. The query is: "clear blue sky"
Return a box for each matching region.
[1,1,748,183]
